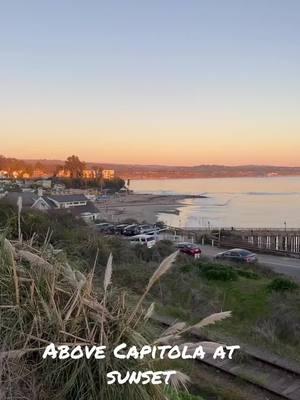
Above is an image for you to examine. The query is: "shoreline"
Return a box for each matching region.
[125,175,300,181]
[95,193,201,224]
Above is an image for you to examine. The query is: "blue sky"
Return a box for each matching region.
[1,1,300,165]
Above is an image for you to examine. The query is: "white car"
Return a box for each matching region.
[128,234,156,248]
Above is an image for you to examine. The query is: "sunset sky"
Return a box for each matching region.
[1,1,300,166]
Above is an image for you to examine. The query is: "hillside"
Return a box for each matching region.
[22,158,300,179]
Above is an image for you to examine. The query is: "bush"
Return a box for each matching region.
[180,264,194,274]
[203,267,238,281]
[266,292,300,345]
[134,240,175,263]
[0,203,140,269]
[267,278,298,292]
[155,240,176,258]
[199,263,238,282]
[167,390,204,400]
[0,237,188,400]
[254,291,300,347]
[237,270,259,280]
[179,262,239,281]
[0,203,17,234]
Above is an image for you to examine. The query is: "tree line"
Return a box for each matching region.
[0,155,125,192]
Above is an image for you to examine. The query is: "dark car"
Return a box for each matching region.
[137,224,160,234]
[102,224,115,234]
[215,248,257,263]
[95,222,111,232]
[114,224,130,235]
[176,242,202,258]
[123,224,140,236]
[95,223,117,234]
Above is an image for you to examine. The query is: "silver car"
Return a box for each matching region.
[215,248,257,264]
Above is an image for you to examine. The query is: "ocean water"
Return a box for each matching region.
[130,177,300,228]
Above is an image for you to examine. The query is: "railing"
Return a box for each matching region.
[164,226,300,256]
[166,226,300,233]
[218,239,300,257]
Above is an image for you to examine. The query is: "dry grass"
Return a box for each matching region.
[0,234,230,400]
[0,236,165,399]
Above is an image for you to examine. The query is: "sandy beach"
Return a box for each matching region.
[95,193,203,224]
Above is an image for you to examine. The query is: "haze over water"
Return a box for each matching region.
[131,177,300,229]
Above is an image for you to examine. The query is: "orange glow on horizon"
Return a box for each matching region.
[1,111,300,166]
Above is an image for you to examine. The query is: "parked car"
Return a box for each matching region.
[138,224,159,234]
[176,242,202,258]
[176,242,193,249]
[137,224,154,234]
[95,222,111,232]
[214,248,257,263]
[128,234,156,248]
[123,224,140,236]
[114,224,130,235]
[95,223,119,234]
[102,224,115,234]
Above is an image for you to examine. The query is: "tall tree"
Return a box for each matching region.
[64,155,86,178]
[54,165,64,176]
[34,161,44,171]
[0,155,6,170]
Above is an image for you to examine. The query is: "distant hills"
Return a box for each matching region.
[23,159,300,179]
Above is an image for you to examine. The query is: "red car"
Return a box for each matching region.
[176,242,202,258]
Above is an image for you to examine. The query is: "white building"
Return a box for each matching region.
[102,169,115,180]
[0,170,9,178]
[3,192,100,222]
[35,179,52,189]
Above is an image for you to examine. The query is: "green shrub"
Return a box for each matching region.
[203,267,238,281]
[134,240,175,263]
[167,390,204,400]
[237,270,259,280]
[267,278,298,292]
[180,264,194,273]
[0,203,140,268]
[179,262,239,281]
[199,264,238,281]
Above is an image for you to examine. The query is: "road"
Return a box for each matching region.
[201,245,300,282]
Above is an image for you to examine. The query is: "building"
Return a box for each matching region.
[82,169,97,179]
[56,169,71,178]
[52,183,66,193]
[35,179,52,189]
[32,169,50,178]
[63,201,101,223]
[12,171,20,179]
[2,192,100,223]
[44,194,88,209]
[0,170,9,178]
[102,169,115,180]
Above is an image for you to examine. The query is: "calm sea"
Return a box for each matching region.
[131,177,300,228]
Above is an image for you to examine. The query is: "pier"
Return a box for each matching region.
[165,227,300,257]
